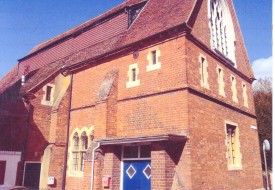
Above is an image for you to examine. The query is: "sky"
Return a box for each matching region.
[0,0,272,80]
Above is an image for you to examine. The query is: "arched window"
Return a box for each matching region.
[209,0,236,65]
[90,134,94,146]
[81,132,88,150]
[80,132,88,171]
[72,133,79,170]
[69,127,94,176]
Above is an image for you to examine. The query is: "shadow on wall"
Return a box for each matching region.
[0,79,49,186]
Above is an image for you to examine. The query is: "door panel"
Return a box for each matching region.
[123,161,151,190]
[23,163,41,189]
[0,161,6,184]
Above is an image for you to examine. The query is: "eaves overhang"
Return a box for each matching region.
[96,134,187,146]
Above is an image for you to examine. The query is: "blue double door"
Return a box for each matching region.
[123,161,151,190]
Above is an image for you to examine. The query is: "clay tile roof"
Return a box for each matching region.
[26,0,145,57]
[0,67,19,94]
[121,0,195,46]
[2,0,197,95]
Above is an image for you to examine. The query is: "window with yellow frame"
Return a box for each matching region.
[225,123,242,170]
[68,127,94,177]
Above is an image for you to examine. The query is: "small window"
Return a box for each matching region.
[146,48,161,72]
[123,145,151,159]
[225,123,242,170]
[201,57,205,84]
[132,68,136,82]
[124,146,139,158]
[199,54,209,89]
[242,82,248,108]
[226,125,236,165]
[231,75,238,103]
[126,63,140,88]
[151,50,157,65]
[41,84,55,106]
[217,66,225,96]
[46,86,52,101]
[140,145,151,158]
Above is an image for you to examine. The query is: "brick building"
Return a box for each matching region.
[0,0,264,189]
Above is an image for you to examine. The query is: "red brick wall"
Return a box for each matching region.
[26,84,52,161]
[67,31,263,189]
[66,176,84,190]
[83,160,92,190]
[185,38,256,115]
[70,37,189,139]
[102,146,121,190]
[93,158,104,190]
[106,73,118,138]
[188,92,262,189]
[23,79,69,189]
[117,90,189,137]
[71,37,187,109]
[190,0,253,78]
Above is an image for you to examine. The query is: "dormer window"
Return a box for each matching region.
[209,0,236,65]
[128,1,147,28]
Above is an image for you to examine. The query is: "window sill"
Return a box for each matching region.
[201,83,210,90]
[41,100,54,106]
[126,80,140,88]
[232,98,239,104]
[67,170,84,177]
[228,165,242,171]
[219,91,226,97]
[146,62,161,72]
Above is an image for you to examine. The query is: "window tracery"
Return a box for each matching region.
[209,0,236,65]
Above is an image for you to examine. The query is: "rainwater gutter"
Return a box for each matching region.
[61,74,73,190]
[91,142,100,190]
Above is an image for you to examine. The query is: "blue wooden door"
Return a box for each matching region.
[123,161,151,190]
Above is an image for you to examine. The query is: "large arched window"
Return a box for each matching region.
[209,0,236,65]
